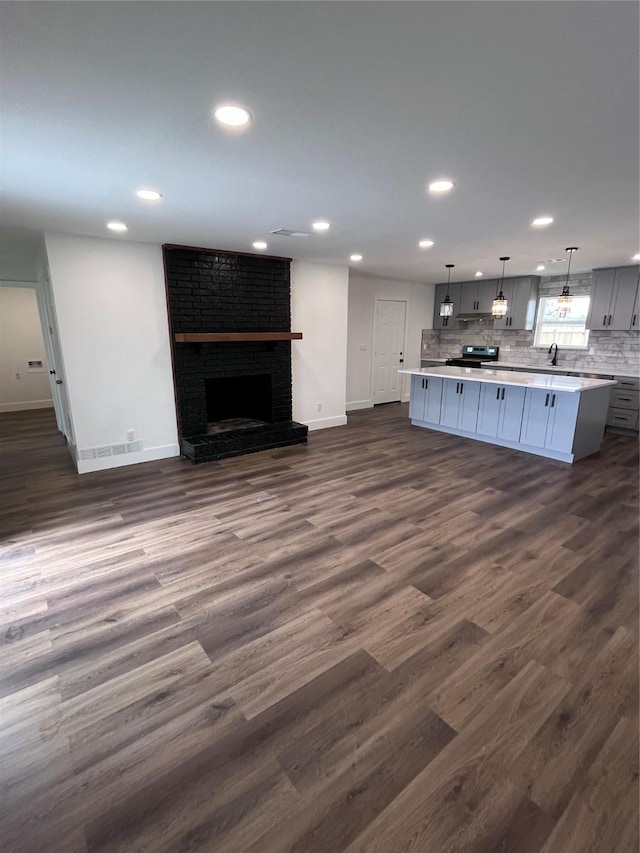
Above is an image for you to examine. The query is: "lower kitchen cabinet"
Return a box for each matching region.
[520,388,579,453]
[477,384,526,442]
[402,369,615,463]
[440,378,480,431]
[409,375,443,424]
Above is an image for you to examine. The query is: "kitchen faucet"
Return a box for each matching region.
[548,343,558,366]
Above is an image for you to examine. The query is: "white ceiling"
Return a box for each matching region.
[1,1,638,283]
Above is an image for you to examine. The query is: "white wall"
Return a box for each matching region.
[346,273,434,410]
[44,233,179,473]
[0,286,53,412]
[291,260,349,431]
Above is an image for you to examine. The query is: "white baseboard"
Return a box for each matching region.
[346,399,373,411]
[304,415,348,432]
[76,443,180,474]
[0,400,54,412]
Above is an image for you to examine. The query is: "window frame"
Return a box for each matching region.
[532,294,591,350]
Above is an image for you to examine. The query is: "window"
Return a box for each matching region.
[533,295,591,348]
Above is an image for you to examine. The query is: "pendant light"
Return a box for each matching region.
[557,247,578,317]
[439,264,455,318]
[492,256,510,318]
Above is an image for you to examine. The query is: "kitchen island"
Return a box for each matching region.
[400,366,617,463]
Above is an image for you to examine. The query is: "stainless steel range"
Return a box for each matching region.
[445,344,499,368]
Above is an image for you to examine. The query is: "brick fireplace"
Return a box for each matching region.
[163,245,308,463]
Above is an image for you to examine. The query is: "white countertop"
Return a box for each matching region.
[402,365,617,392]
[482,361,639,379]
[421,357,638,379]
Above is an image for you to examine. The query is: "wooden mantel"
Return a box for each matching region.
[174,332,303,343]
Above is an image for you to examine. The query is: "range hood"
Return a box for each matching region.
[455,312,494,321]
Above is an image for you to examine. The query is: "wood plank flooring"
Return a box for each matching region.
[1,405,638,853]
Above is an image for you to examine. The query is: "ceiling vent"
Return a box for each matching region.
[543,258,567,264]
[270,228,312,238]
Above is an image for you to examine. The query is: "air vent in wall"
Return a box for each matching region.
[78,440,143,461]
[270,229,312,238]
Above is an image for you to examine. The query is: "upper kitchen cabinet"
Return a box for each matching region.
[492,276,539,330]
[433,281,462,329]
[587,265,639,331]
[458,280,497,315]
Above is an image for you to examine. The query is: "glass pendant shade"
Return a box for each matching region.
[440,263,455,317]
[492,256,510,318]
[439,295,454,317]
[491,293,508,318]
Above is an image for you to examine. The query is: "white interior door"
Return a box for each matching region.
[39,275,75,444]
[373,299,406,404]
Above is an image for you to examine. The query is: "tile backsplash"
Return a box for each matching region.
[422,273,639,372]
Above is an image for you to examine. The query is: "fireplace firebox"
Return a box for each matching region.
[206,374,272,430]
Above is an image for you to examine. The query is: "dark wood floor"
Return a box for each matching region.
[1,405,638,853]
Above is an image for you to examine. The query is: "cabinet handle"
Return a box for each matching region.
[456,382,460,394]
[618,396,632,402]
[551,394,556,408]
[460,382,464,394]
[545,393,550,407]
[425,378,429,389]
[603,314,607,326]
[633,315,637,327]
[608,315,612,326]
[614,416,627,420]
[496,387,500,400]
[501,387,505,400]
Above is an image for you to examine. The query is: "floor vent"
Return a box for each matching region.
[79,440,143,461]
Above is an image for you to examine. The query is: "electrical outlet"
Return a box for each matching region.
[126,428,135,442]
[15,372,22,380]
[505,345,510,351]
[317,403,322,412]
[360,344,367,351]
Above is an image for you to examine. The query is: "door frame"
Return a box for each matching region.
[0,277,72,441]
[371,298,409,405]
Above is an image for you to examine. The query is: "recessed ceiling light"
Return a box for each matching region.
[312,220,330,232]
[418,239,434,249]
[214,104,252,128]
[350,254,363,262]
[633,253,640,261]
[135,189,162,201]
[252,241,267,250]
[536,264,546,271]
[428,179,455,193]
[107,221,127,232]
[531,216,554,227]
[475,271,483,277]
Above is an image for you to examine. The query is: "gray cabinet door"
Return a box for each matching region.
[424,376,444,423]
[477,383,502,436]
[545,392,579,453]
[521,388,551,447]
[588,269,615,330]
[458,380,480,432]
[492,276,539,330]
[610,267,639,330]
[497,385,526,441]
[632,284,640,330]
[433,282,461,329]
[440,379,461,427]
[459,283,478,314]
[491,279,515,330]
[409,375,426,421]
[476,280,498,314]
